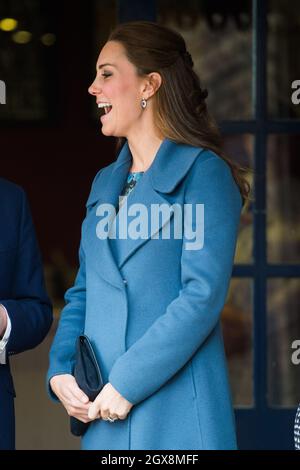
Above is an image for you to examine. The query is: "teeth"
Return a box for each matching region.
[98,103,111,108]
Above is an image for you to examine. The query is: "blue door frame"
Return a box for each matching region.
[117,0,299,449]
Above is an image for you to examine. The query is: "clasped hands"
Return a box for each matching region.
[50,374,133,423]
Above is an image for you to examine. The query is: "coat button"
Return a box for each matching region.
[123,278,127,285]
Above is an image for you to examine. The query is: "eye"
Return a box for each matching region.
[101,72,112,79]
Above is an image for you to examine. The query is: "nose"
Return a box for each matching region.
[88,78,100,96]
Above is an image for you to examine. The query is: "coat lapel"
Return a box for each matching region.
[85,138,206,289]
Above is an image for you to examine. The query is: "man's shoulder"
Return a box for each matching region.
[0,177,24,199]
[0,178,26,216]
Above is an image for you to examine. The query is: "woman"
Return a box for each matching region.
[47,20,250,450]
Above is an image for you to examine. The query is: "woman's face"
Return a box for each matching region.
[88,40,147,138]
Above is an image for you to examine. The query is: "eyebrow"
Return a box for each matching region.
[97,63,118,70]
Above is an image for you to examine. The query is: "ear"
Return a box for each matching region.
[142,72,162,99]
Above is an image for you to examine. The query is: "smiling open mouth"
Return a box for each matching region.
[98,103,112,117]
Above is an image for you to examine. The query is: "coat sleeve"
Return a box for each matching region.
[0,189,53,357]
[46,237,87,401]
[108,155,243,405]
[46,170,102,401]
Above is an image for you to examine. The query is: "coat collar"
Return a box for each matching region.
[84,138,206,289]
[114,137,205,193]
[86,137,205,208]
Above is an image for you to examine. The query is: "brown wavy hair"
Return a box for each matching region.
[107,21,251,206]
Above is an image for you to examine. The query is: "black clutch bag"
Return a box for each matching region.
[70,334,104,437]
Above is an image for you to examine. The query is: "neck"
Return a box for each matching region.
[126,133,164,173]
[125,109,165,172]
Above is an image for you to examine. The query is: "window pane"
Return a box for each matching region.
[222,278,253,406]
[0,0,58,121]
[267,135,300,263]
[224,134,254,264]
[157,0,253,120]
[268,0,300,118]
[267,279,300,407]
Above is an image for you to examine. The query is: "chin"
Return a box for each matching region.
[100,126,113,137]
[101,127,122,138]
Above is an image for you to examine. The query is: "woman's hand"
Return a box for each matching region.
[50,374,92,423]
[88,383,134,421]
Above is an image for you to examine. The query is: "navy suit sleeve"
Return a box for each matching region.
[0,189,53,356]
[108,155,243,405]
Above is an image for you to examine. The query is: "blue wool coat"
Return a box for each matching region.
[47,137,242,450]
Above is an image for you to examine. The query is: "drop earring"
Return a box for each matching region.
[141,98,147,109]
